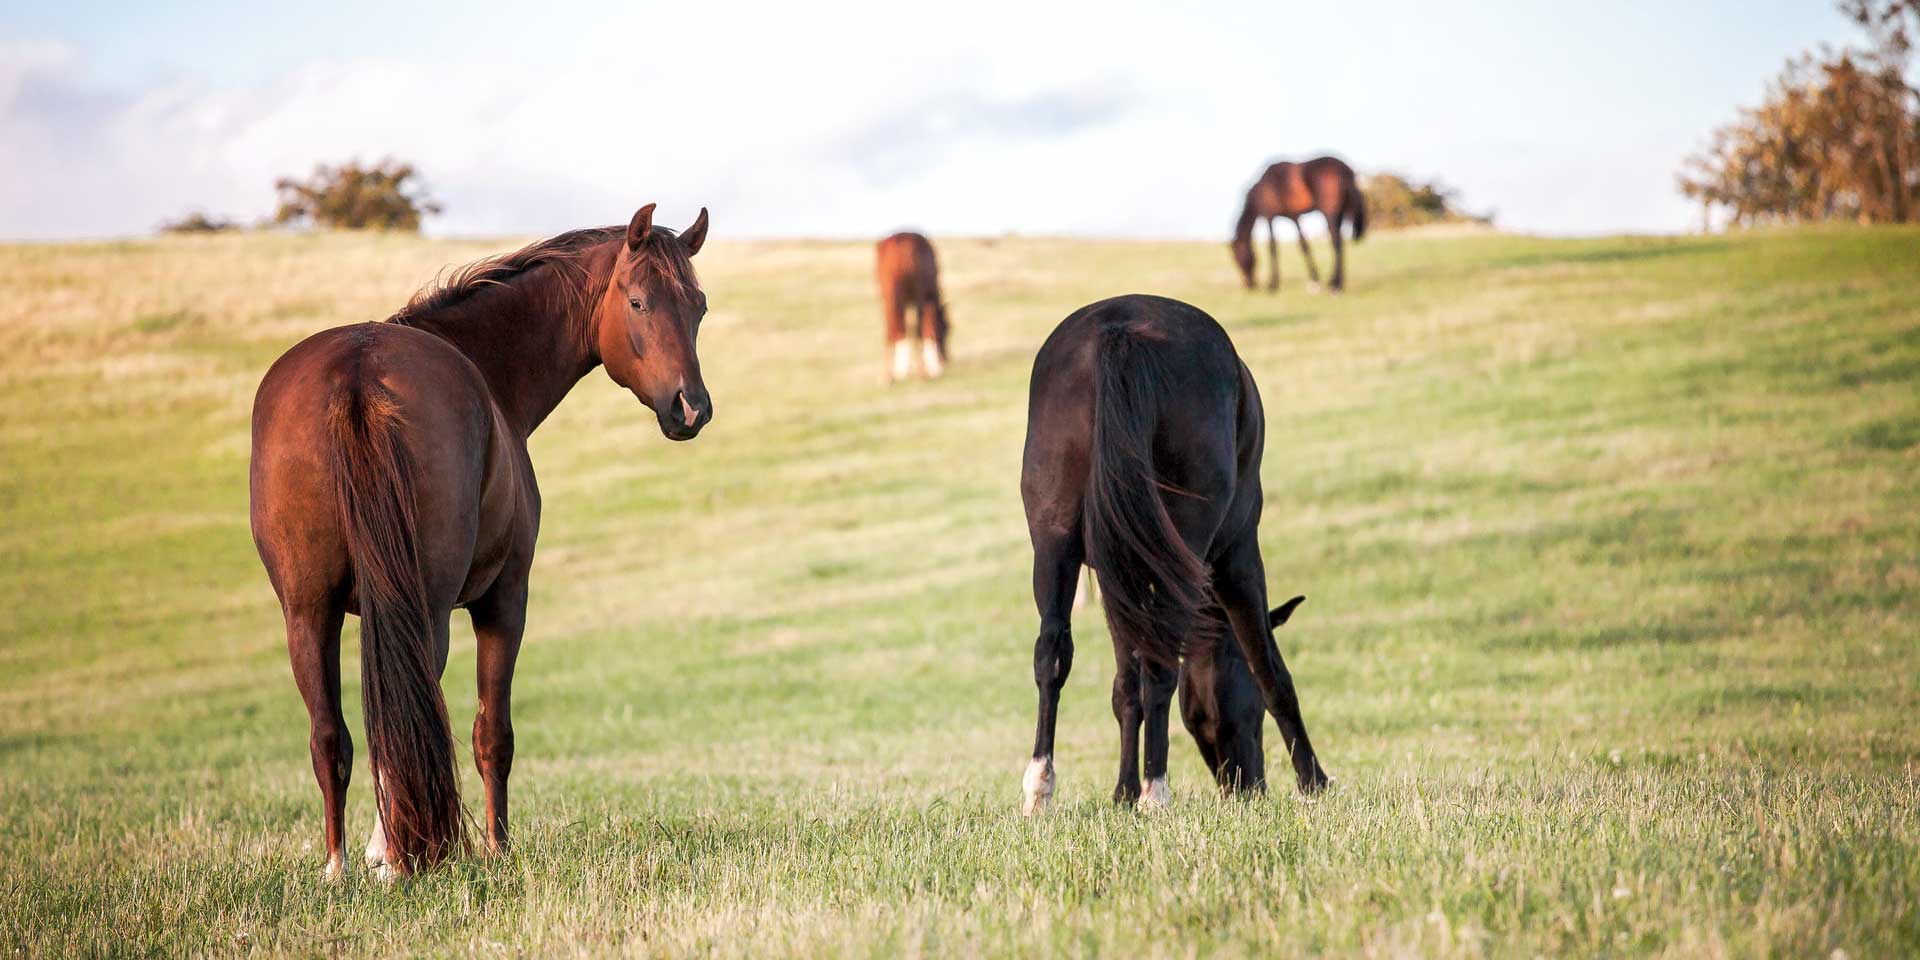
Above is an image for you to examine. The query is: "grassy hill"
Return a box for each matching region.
[1,226,1915,956]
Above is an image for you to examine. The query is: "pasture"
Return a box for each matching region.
[1,225,1916,956]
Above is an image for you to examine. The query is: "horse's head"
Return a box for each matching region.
[597,204,712,441]
[1229,235,1256,289]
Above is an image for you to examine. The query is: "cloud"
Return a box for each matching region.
[831,83,1137,188]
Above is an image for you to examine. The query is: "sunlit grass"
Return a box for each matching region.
[1,225,1915,956]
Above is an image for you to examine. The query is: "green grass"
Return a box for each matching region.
[1,225,1916,957]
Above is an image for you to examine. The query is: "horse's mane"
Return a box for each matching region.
[388,224,698,329]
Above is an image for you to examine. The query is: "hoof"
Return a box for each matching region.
[1021,757,1055,816]
[1138,778,1172,812]
[1295,773,1335,803]
[322,855,346,883]
[370,859,403,883]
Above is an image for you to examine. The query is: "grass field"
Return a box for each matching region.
[1,224,1916,957]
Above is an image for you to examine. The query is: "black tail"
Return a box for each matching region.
[327,382,465,873]
[1083,321,1217,666]
[1347,184,1367,242]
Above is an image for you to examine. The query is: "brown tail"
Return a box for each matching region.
[1082,318,1218,666]
[326,381,465,872]
[1347,184,1368,241]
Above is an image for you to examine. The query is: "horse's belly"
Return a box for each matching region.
[456,410,533,606]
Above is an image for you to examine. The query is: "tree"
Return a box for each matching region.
[1359,173,1491,229]
[1679,2,1919,226]
[273,159,444,231]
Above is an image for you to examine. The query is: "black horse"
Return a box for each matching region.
[1178,594,1307,797]
[1019,294,1329,813]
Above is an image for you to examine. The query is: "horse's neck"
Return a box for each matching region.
[405,262,605,437]
[1234,199,1261,241]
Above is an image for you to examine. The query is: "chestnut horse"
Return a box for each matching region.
[250,204,712,879]
[1019,294,1329,814]
[875,231,949,382]
[1231,156,1367,293]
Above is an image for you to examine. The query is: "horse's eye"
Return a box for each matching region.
[628,297,647,312]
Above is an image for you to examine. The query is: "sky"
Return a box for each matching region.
[0,0,1868,241]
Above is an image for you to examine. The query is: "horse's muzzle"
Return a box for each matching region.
[659,388,711,441]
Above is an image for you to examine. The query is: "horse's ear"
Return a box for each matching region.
[681,207,709,256]
[626,203,657,251]
[1268,595,1306,628]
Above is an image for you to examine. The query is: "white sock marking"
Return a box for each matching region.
[891,340,914,380]
[921,339,945,378]
[1139,777,1172,811]
[364,769,391,869]
[1022,756,1055,816]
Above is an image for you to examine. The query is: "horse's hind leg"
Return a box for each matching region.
[918,298,945,378]
[883,290,910,384]
[1266,217,1281,292]
[285,599,350,880]
[1327,208,1347,292]
[470,576,527,854]
[1022,528,1082,815]
[1293,217,1323,290]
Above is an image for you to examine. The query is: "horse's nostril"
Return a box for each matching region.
[678,392,698,428]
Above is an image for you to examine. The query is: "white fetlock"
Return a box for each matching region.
[1139,777,1172,812]
[365,785,390,868]
[891,340,914,381]
[323,853,346,882]
[1022,756,1055,816]
[921,340,945,378]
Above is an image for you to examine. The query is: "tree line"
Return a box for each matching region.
[1680,0,1919,226]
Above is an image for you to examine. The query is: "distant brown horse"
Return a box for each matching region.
[875,231,949,382]
[1231,156,1367,292]
[250,204,712,879]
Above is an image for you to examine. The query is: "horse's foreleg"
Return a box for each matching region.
[471,576,528,855]
[1294,217,1323,289]
[1110,646,1144,804]
[1214,532,1329,794]
[1136,658,1177,810]
[1266,218,1281,292]
[365,609,454,879]
[1023,530,1082,815]
[285,601,350,880]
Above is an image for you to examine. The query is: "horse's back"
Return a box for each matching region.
[876,232,938,300]
[1258,157,1355,214]
[1024,296,1254,537]
[250,323,512,611]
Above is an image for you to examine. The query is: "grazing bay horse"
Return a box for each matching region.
[1019,294,1329,814]
[875,231,949,382]
[1231,156,1367,293]
[250,204,713,879]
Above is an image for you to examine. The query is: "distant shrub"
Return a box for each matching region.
[273,159,443,232]
[1360,174,1492,229]
[158,212,237,234]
